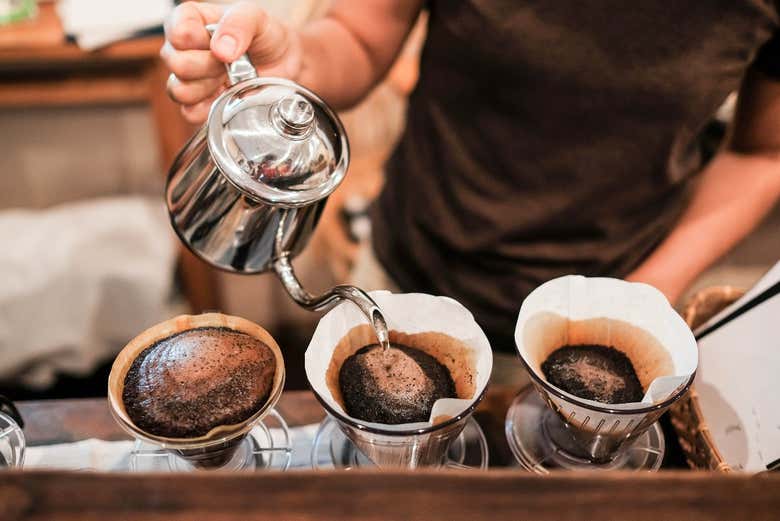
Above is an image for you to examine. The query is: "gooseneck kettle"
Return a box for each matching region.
[165,25,389,347]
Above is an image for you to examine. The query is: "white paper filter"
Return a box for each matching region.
[305,291,492,431]
[515,275,697,409]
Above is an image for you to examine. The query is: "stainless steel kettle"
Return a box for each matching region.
[165,26,388,347]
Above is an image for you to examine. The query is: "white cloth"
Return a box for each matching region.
[57,0,173,50]
[0,196,176,387]
[25,439,135,472]
[24,423,321,471]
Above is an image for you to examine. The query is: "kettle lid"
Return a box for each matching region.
[206,77,349,207]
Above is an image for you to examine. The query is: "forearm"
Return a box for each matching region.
[296,19,381,109]
[162,1,421,121]
[628,150,780,302]
[295,1,422,110]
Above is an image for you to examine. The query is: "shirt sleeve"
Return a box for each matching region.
[753,33,780,79]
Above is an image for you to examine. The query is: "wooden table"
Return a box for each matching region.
[4,389,780,520]
[0,2,220,313]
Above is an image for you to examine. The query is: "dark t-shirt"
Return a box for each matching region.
[371,1,780,352]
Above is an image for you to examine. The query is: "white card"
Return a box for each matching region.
[696,289,780,472]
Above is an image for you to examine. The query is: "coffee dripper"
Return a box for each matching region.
[107,313,290,472]
[305,292,494,470]
[507,275,697,473]
[166,25,388,347]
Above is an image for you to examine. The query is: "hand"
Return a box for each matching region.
[161,1,303,123]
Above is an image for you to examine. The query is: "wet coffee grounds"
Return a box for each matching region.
[122,327,276,438]
[339,342,456,424]
[541,344,644,404]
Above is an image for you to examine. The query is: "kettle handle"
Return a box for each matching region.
[205,24,259,85]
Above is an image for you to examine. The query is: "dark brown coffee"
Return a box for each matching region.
[338,342,456,424]
[541,344,644,404]
[122,326,276,438]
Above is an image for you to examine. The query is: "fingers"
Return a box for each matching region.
[167,73,224,105]
[163,0,297,123]
[164,1,225,51]
[162,1,229,120]
[180,91,223,125]
[160,42,224,81]
[209,0,270,62]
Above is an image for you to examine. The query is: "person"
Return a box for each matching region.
[162,0,780,357]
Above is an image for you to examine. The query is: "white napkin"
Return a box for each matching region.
[24,438,134,471]
[24,423,322,471]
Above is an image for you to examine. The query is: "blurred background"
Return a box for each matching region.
[0,0,777,399]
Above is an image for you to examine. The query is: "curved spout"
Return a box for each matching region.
[273,253,390,350]
[272,209,390,350]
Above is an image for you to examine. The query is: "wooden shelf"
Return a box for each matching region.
[0,68,150,107]
[0,3,163,64]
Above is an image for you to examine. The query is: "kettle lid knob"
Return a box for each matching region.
[271,94,315,139]
[202,26,348,207]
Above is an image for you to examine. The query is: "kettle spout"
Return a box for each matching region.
[272,253,390,351]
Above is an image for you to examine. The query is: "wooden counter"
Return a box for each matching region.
[4,389,780,520]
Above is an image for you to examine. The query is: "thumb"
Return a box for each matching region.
[210,1,270,63]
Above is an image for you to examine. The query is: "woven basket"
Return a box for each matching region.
[670,286,745,472]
